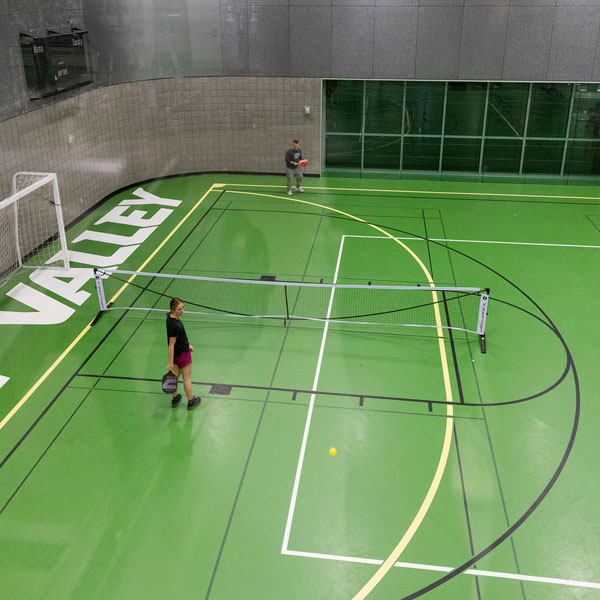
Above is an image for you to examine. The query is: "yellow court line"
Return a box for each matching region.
[107,184,216,304]
[227,189,455,598]
[222,182,600,201]
[0,184,217,431]
[0,324,92,431]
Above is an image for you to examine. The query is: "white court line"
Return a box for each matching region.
[219,182,600,201]
[0,375,9,389]
[281,235,347,553]
[343,235,600,249]
[282,549,600,590]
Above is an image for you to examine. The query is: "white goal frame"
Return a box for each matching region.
[0,172,69,286]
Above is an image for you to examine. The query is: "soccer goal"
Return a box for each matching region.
[0,172,70,288]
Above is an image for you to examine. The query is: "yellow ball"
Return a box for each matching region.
[329,447,337,456]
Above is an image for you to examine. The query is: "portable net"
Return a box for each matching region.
[0,172,69,287]
[94,269,489,336]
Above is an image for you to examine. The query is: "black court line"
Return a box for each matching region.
[204,203,329,599]
[0,388,96,514]
[437,211,485,598]
[441,291,465,404]
[95,235,572,413]
[1,181,582,599]
[393,211,580,599]
[585,214,600,234]
[74,372,562,411]
[438,210,527,599]
[111,184,581,598]
[422,208,435,279]
[452,424,482,600]
[211,206,435,220]
[86,297,573,410]
[0,189,226,501]
[72,373,441,412]
[221,186,600,207]
[224,207,574,409]
[78,195,239,446]
[66,385,484,421]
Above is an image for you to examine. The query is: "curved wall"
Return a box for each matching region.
[4,0,600,123]
[0,77,321,226]
[85,0,600,84]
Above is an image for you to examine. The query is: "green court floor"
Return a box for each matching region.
[1,174,599,599]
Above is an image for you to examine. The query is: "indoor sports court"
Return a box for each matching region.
[1,174,600,599]
[1,3,600,600]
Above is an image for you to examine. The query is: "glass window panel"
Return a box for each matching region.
[365,81,405,134]
[570,84,600,139]
[363,135,401,170]
[442,137,482,172]
[405,82,445,135]
[482,139,523,173]
[527,83,572,138]
[486,83,529,137]
[325,80,364,133]
[523,139,564,174]
[323,79,600,182]
[325,134,362,169]
[402,137,441,171]
[564,141,600,176]
[445,82,487,136]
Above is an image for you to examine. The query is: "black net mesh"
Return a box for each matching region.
[97,269,487,335]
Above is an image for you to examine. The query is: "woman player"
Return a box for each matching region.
[166,298,201,410]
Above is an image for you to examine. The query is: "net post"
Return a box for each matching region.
[476,290,489,336]
[91,268,108,326]
[94,268,107,311]
[284,284,290,326]
[12,200,23,268]
[50,173,70,270]
[8,173,24,268]
[477,289,490,354]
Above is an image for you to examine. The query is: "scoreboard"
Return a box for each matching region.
[20,30,92,99]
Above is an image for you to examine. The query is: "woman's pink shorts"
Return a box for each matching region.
[174,351,192,369]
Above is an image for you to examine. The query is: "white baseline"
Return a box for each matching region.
[282,549,600,589]
[344,235,600,249]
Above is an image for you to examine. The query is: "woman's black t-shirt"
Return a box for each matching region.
[166,314,190,356]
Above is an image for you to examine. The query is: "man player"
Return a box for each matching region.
[285,139,304,196]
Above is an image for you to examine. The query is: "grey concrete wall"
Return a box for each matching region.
[0,0,87,121]
[2,0,600,122]
[84,0,600,83]
[0,77,321,226]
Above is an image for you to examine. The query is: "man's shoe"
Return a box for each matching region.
[295,187,304,193]
[187,396,201,410]
[287,190,292,196]
[171,393,182,408]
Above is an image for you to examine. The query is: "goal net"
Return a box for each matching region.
[0,172,70,288]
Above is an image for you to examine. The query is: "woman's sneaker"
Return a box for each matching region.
[171,393,182,408]
[187,396,201,410]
